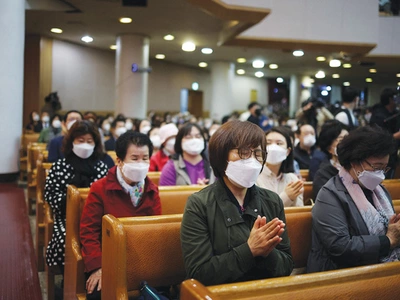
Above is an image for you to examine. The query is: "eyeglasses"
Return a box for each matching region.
[234,148,266,162]
[364,160,391,173]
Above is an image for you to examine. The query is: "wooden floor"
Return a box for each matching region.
[0,183,42,300]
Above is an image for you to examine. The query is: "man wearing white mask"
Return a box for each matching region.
[149,123,178,171]
[104,117,127,151]
[293,124,317,170]
[41,111,51,129]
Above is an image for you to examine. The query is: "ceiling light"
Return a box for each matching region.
[252,60,265,68]
[293,50,304,57]
[237,58,246,63]
[198,62,208,68]
[201,48,213,54]
[343,63,352,68]
[396,73,400,78]
[315,71,325,79]
[332,74,340,78]
[192,82,199,91]
[343,82,350,86]
[269,64,278,69]
[326,86,332,91]
[182,41,196,52]
[397,82,400,86]
[310,78,315,83]
[321,90,329,96]
[316,56,326,62]
[369,68,377,73]
[236,69,245,75]
[50,28,62,34]
[119,17,132,24]
[366,78,373,83]
[163,34,175,41]
[276,77,284,83]
[329,59,341,67]
[110,45,117,50]
[155,54,165,59]
[81,36,93,43]
[255,71,264,78]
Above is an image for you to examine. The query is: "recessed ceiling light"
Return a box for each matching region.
[315,71,325,79]
[163,34,175,41]
[255,71,264,78]
[81,36,93,43]
[110,45,117,50]
[366,78,373,83]
[50,28,62,34]
[119,17,132,24]
[276,77,284,83]
[252,60,265,68]
[369,68,377,73]
[155,54,165,59]
[293,50,304,57]
[237,58,246,63]
[192,82,199,91]
[343,63,352,68]
[269,64,278,69]
[236,69,245,75]
[326,86,332,91]
[310,78,315,83]
[397,82,400,86]
[396,73,400,78]
[182,41,196,52]
[343,82,351,86]
[329,59,341,67]
[332,74,340,78]
[201,48,213,54]
[321,90,329,96]
[198,62,208,68]
[316,56,326,62]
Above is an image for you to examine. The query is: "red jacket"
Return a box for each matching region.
[80,166,161,272]
[149,149,170,172]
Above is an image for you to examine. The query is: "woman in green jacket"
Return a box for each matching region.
[181,120,293,286]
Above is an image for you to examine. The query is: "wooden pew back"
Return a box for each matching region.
[303,181,313,206]
[106,151,118,164]
[382,179,400,199]
[299,169,309,181]
[148,171,161,186]
[158,185,203,214]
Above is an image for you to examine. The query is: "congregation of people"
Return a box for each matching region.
[26,86,400,299]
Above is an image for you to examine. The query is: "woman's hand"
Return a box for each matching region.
[197,178,209,185]
[248,216,285,257]
[285,180,303,201]
[386,215,400,249]
[86,268,102,294]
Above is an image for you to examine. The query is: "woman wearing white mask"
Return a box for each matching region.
[149,123,178,171]
[80,131,161,299]
[38,114,63,143]
[26,110,42,132]
[44,120,108,285]
[181,120,293,286]
[138,119,151,135]
[159,123,210,185]
[148,126,161,154]
[307,126,400,273]
[256,127,304,207]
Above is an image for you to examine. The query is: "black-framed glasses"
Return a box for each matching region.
[364,160,391,173]
[234,148,266,162]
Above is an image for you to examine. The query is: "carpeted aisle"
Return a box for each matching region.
[0,183,42,300]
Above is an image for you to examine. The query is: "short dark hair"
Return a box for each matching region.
[174,123,207,156]
[337,125,396,170]
[209,120,266,178]
[115,131,153,160]
[266,126,294,174]
[380,88,396,106]
[50,113,62,123]
[63,110,83,122]
[63,120,103,159]
[111,117,126,129]
[342,87,359,104]
[319,120,347,158]
[248,102,259,110]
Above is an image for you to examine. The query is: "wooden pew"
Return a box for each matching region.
[19,133,40,181]
[106,150,118,164]
[303,181,313,206]
[148,171,161,185]
[299,169,309,181]
[382,179,400,199]
[158,185,204,214]
[27,143,47,214]
[181,261,400,300]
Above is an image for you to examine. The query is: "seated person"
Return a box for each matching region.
[38,113,62,143]
[159,123,210,186]
[44,121,108,279]
[138,119,151,134]
[26,110,42,132]
[313,121,348,198]
[80,131,161,299]
[104,117,126,151]
[148,126,161,154]
[307,126,400,273]
[181,120,293,285]
[149,123,178,171]
[256,127,304,207]
[293,124,317,170]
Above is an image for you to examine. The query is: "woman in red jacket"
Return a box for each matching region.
[80,130,162,300]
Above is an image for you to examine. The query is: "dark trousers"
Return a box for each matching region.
[85,272,101,300]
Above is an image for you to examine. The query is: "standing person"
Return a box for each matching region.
[181,120,293,285]
[335,87,359,130]
[80,131,161,300]
[149,123,178,171]
[44,121,108,292]
[293,124,317,170]
[256,127,304,207]
[159,123,210,186]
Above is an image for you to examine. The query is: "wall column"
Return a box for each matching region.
[115,34,149,118]
[289,75,301,118]
[0,0,25,181]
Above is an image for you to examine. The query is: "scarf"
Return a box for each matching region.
[116,167,144,207]
[66,154,98,188]
[339,168,400,262]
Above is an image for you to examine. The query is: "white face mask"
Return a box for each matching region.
[140,125,151,135]
[102,123,110,132]
[354,164,385,191]
[125,122,133,130]
[67,119,77,131]
[164,138,175,154]
[115,127,127,137]
[182,138,204,155]
[72,143,95,159]
[365,113,372,123]
[266,144,287,165]
[225,158,262,188]
[303,134,316,147]
[42,116,50,123]
[33,114,40,122]
[122,162,149,183]
[150,135,161,148]
[52,120,61,128]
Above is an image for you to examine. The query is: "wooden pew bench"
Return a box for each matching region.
[27,142,47,214]
[148,171,161,185]
[19,133,40,181]
[302,181,313,206]
[158,185,204,214]
[382,179,400,199]
[299,169,309,181]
